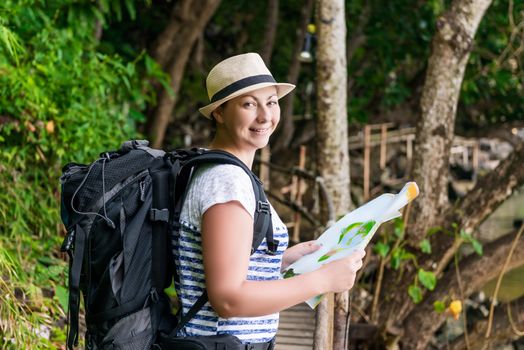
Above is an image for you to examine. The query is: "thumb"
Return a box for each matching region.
[305,241,321,253]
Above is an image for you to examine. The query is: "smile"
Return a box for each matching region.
[249,127,271,134]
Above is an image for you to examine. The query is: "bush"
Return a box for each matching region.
[0,1,164,347]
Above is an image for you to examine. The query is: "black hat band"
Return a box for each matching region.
[210,75,276,103]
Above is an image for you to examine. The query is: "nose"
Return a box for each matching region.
[257,105,271,123]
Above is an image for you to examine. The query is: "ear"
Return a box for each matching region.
[212,106,224,124]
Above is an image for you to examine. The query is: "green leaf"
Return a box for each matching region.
[459,229,472,242]
[471,239,483,256]
[419,239,432,254]
[54,285,68,313]
[391,248,401,270]
[433,300,446,313]
[408,284,422,304]
[394,219,404,238]
[401,251,416,261]
[427,226,444,236]
[374,242,390,258]
[418,269,437,291]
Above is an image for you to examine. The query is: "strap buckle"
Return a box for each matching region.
[150,208,169,222]
[60,229,75,254]
[256,201,270,214]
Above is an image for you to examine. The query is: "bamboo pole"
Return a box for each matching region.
[292,146,307,243]
[406,135,413,162]
[380,124,388,169]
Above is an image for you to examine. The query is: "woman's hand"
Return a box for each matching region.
[317,250,365,293]
[281,240,321,271]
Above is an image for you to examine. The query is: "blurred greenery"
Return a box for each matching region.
[0,0,164,347]
[0,0,522,347]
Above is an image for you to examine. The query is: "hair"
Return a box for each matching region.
[209,101,227,137]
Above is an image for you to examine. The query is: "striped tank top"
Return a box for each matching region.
[172,164,289,343]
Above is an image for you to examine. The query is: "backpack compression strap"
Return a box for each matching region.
[62,224,87,349]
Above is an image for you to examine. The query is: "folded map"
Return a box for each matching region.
[282,182,420,308]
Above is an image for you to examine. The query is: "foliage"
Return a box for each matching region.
[0,0,519,347]
[0,1,164,347]
[459,0,524,128]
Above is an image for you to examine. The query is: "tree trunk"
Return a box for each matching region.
[272,0,314,152]
[378,0,493,332]
[407,0,493,245]
[314,0,350,349]
[260,0,279,65]
[147,0,221,148]
[401,231,524,349]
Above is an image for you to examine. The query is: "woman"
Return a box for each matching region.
[172,53,365,347]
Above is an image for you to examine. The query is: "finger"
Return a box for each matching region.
[307,242,322,251]
[348,250,366,262]
[353,259,363,271]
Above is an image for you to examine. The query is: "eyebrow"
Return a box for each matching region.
[242,94,278,101]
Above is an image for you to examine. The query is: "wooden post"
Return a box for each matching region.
[406,135,413,162]
[462,146,469,168]
[314,293,335,350]
[472,141,479,172]
[380,124,388,170]
[363,125,371,201]
[292,146,307,243]
[260,145,271,191]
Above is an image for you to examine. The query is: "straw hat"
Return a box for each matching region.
[199,53,295,119]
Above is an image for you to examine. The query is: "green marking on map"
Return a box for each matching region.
[283,268,297,279]
[345,235,355,246]
[338,222,363,244]
[357,220,376,238]
[318,248,343,262]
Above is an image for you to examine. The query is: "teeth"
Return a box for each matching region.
[251,128,269,133]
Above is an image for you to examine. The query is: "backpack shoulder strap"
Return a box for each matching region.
[168,150,278,336]
[172,149,277,255]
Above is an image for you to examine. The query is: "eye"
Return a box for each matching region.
[243,101,256,108]
[268,100,278,106]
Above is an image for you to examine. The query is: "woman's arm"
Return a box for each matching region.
[201,201,364,318]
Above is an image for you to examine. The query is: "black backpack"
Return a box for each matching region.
[60,140,278,350]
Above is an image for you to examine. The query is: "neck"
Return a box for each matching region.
[208,138,256,169]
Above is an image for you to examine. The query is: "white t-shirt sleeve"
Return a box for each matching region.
[191,164,256,220]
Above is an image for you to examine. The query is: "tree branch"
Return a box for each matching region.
[260,0,279,65]
[377,142,524,338]
[455,141,524,235]
[147,0,221,148]
[149,0,194,69]
[449,296,524,350]
[401,230,524,349]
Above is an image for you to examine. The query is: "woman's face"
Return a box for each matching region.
[213,86,280,152]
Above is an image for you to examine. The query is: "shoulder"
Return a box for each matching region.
[189,164,257,218]
[197,163,251,178]
[192,164,253,191]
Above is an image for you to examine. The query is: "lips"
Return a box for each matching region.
[249,127,270,134]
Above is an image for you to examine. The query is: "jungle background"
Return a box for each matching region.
[0,0,523,349]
